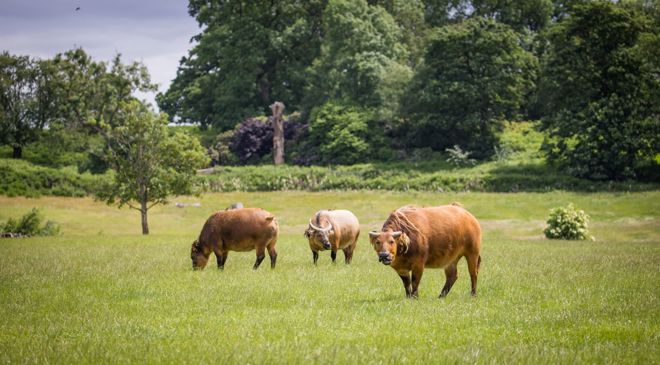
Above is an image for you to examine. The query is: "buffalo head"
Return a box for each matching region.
[369,230,410,265]
[191,239,211,270]
[304,219,333,250]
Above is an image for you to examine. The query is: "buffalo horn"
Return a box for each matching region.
[309,219,331,232]
[392,231,403,238]
[369,231,381,238]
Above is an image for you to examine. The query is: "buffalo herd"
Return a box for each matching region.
[191,203,482,298]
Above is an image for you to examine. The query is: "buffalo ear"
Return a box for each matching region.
[396,233,411,254]
[303,229,311,238]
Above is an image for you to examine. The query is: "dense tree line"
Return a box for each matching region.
[156,0,658,180]
[1,0,658,181]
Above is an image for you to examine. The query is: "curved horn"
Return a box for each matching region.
[369,231,381,238]
[309,219,331,232]
[391,231,403,238]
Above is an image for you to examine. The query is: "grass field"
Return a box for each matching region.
[1,191,659,363]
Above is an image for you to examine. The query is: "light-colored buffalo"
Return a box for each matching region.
[304,210,360,265]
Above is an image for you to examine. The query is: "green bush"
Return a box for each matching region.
[0,208,61,236]
[544,203,594,240]
[0,158,109,197]
[445,145,477,168]
[197,163,658,193]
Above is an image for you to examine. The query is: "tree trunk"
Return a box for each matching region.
[12,146,22,159]
[270,101,285,165]
[140,182,149,235]
[140,203,149,235]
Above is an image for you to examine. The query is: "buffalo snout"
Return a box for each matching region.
[322,242,331,250]
[378,252,392,265]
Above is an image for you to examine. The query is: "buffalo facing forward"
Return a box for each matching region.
[304,210,360,265]
[191,208,279,270]
[369,204,482,298]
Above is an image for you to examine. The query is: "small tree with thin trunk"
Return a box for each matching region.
[96,100,208,234]
[270,101,285,165]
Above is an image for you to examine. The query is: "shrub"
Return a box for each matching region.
[197,163,658,193]
[0,208,61,236]
[230,118,272,164]
[209,130,239,166]
[445,145,476,168]
[0,158,109,197]
[229,117,305,165]
[544,203,594,240]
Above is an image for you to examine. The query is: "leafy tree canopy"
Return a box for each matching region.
[0,52,59,158]
[539,1,659,180]
[402,18,538,158]
[304,0,412,118]
[158,0,327,129]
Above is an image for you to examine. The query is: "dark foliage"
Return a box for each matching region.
[229,117,305,164]
[230,119,273,164]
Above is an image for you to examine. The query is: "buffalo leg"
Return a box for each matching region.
[312,251,319,265]
[466,254,480,296]
[330,250,337,263]
[410,266,424,298]
[343,244,355,264]
[216,251,229,270]
[213,247,228,270]
[253,246,266,270]
[398,271,412,298]
[439,262,458,298]
[267,242,277,269]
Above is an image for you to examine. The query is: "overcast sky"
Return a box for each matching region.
[0,0,200,108]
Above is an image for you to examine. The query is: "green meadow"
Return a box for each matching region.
[1,191,659,363]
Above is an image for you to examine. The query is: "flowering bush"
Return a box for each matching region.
[445,145,476,167]
[544,203,594,240]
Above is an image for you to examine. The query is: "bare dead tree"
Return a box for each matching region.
[270,101,285,165]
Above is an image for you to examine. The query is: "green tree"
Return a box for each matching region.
[304,0,412,115]
[158,0,327,129]
[308,101,372,165]
[469,0,553,32]
[369,0,428,67]
[418,0,553,31]
[402,18,538,157]
[97,100,209,234]
[0,52,58,158]
[539,1,659,180]
[52,48,157,133]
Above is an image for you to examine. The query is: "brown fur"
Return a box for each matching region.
[304,210,360,265]
[191,208,279,270]
[369,204,482,298]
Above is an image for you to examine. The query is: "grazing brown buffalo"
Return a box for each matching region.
[369,204,482,298]
[304,210,360,264]
[191,208,279,270]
